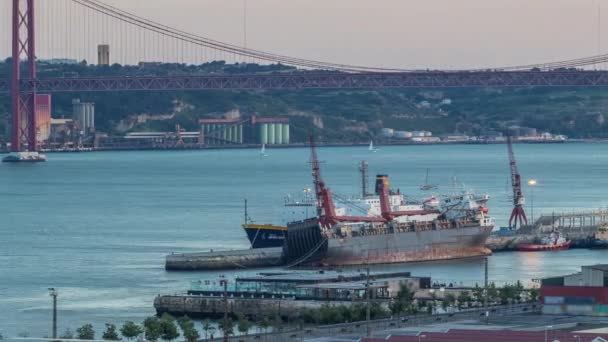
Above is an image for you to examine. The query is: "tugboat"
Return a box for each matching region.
[517,231,572,251]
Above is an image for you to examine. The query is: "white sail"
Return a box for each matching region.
[260,144,268,157]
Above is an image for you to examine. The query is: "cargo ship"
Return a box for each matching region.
[282,137,494,267]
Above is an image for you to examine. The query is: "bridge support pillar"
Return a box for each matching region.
[11,0,37,152]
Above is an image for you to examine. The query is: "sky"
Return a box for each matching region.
[0,0,607,70]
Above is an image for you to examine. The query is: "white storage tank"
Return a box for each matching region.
[423,131,432,137]
[394,131,413,139]
[380,128,394,137]
[282,124,290,144]
[412,131,425,137]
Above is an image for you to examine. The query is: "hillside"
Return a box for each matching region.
[1,60,608,142]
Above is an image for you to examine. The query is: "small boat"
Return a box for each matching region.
[260,144,268,157]
[2,151,47,163]
[420,168,437,190]
[369,141,378,152]
[517,232,572,251]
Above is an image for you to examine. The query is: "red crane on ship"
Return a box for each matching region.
[308,136,438,228]
[507,135,527,228]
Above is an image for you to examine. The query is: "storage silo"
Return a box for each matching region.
[268,123,276,144]
[238,124,243,144]
[282,124,290,144]
[227,124,233,142]
[260,123,268,144]
[275,123,283,145]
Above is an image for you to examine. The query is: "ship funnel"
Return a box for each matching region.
[375,175,389,195]
[375,175,393,221]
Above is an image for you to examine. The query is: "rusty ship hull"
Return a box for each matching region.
[284,218,493,266]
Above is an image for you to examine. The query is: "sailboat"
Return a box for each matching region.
[260,144,268,157]
[420,168,438,190]
[369,141,378,152]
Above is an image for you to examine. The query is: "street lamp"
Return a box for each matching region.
[544,325,553,342]
[528,179,537,223]
[48,288,58,340]
[574,335,580,342]
[418,334,427,342]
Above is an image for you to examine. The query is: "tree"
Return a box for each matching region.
[202,320,214,339]
[60,328,74,339]
[457,291,472,309]
[176,316,199,342]
[237,316,251,336]
[258,317,270,333]
[76,323,95,340]
[390,283,416,315]
[472,284,484,303]
[120,321,143,341]
[102,324,120,341]
[218,318,235,337]
[487,282,499,302]
[143,317,162,342]
[441,292,456,310]
[529,288,540,303]
[159,314,180,341]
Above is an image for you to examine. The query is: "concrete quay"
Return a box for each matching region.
[165,247,284,271]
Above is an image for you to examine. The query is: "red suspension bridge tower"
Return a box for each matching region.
[11,0,37,153]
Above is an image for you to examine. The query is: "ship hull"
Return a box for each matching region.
[284,218,493,266]
[243,224,287,249]
[320,225,493,266]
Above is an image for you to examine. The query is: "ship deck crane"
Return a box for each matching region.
[507,135,527,228]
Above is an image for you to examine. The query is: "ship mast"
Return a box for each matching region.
[507,135,527,228]
[359,161,370,198]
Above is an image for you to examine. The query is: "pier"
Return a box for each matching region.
[165,247,284,271]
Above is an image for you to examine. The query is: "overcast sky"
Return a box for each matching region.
[1,0,607,69]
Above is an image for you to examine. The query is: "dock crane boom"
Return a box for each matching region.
[507,136,527,228]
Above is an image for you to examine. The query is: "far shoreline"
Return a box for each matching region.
[1,138,600,154]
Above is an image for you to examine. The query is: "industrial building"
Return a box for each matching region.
[35,94,52,142]
[541,264,608,316]
[97,44,110,65]
[72,99,95,134]
[199,116,290,146]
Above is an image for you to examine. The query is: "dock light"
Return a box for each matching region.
[48,288,58,339]
[574,335,580,342]
[528,179,537,186]
[418,334,427,342]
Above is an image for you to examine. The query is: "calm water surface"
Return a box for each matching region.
[1,143,608,336]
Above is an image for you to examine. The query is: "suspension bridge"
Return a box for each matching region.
[3,0,608,153]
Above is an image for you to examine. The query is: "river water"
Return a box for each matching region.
[1,143,607,337]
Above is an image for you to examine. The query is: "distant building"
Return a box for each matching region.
[199,116,290,145]
[97,44,110,66]
[541,264,608,316]
[35,94,52,142]
[72,99,95,134]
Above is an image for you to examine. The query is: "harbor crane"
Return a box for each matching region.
[507,136,528,228]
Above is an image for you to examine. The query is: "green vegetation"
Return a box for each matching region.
[120,321,143,341]
[3,60,608,142]
[143,317,163,341]
[390,283,416,315]
[217,318,235,337]
[76,323,95,340]
[101,324,120,341]
[177,316,199,342]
